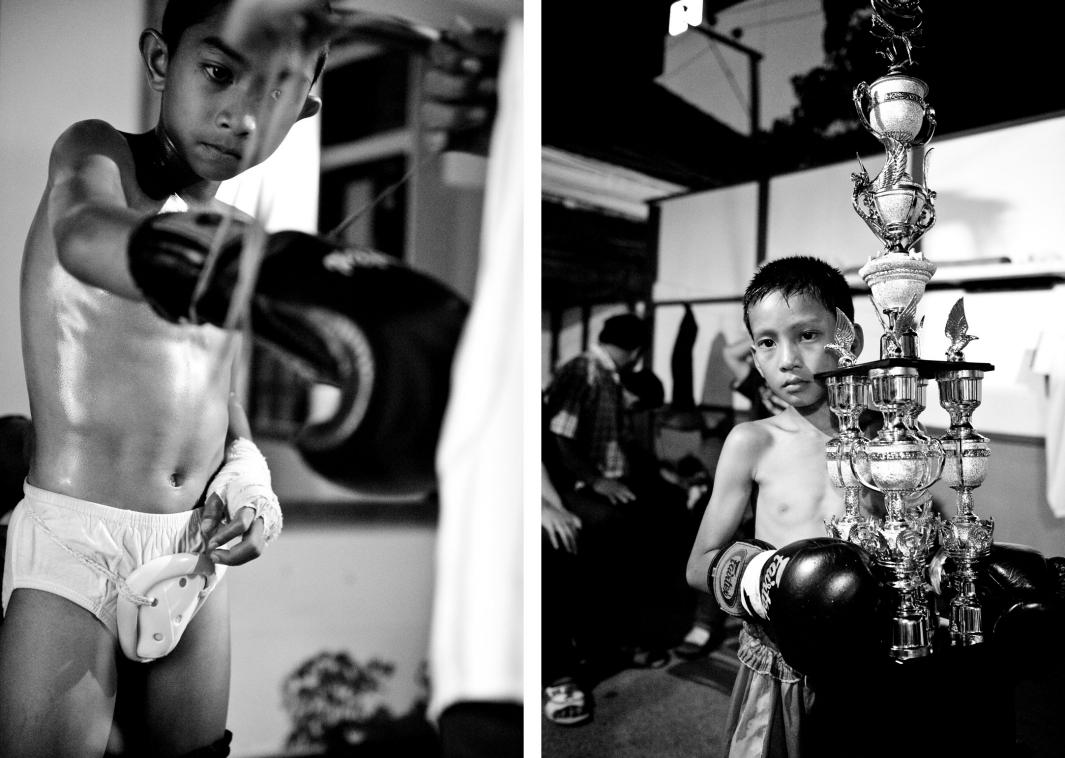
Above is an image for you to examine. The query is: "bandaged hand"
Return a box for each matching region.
[201,438,283,565]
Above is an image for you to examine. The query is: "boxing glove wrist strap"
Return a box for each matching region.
[741,550,774,620]
[708,539,774,618]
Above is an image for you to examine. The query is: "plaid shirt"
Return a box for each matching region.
[544,346,628,481]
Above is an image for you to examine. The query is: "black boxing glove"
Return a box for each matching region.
[127,211,248,324]
[251,231,468,495]
[130,212,470,495]
[710,537,886,675]
[933,542,1060,634]
[972,543,1057,632]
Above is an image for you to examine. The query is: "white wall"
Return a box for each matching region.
[765,116,1065,273]
[654,182,759,302]
[0,0,145,416]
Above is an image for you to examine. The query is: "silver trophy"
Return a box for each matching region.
[824,309,870,542]
[851,6,938,313]
[935,299,994,645]
[849,365,943,659]
[817,0,997,660]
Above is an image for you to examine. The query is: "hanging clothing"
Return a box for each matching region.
[670,304,698,410]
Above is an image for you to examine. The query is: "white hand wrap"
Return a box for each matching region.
[207,437,283,545]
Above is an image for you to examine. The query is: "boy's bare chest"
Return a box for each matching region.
[754,432,842,522]
[33,258,231,394]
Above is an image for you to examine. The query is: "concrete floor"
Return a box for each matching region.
[541,622,741,758]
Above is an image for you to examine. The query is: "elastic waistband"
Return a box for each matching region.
[22,480,198,530]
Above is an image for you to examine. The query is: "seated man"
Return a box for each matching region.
[544,313,689,671]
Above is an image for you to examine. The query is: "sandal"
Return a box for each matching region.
[543,679,592,726]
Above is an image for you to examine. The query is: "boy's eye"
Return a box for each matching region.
[800,331,820,341]
[755,339,774,350]
[202,64,233,85]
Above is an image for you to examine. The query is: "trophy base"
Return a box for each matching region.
[890,613,931,660]
[949,601,985,647]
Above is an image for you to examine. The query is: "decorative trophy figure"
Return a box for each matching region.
[816,0,996,659]
[824,308,870,542]
[936,298,994,645]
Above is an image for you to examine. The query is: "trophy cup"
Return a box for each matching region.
[935,298,994,645]
[816,0,996,659]
[848,365,943,659]
[850,0,937,333]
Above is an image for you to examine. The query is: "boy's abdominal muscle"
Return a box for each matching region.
[28,406,229,515]
[24,309,232,514]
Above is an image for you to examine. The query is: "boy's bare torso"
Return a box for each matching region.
[748,408,844,548]
[21,122,232,514]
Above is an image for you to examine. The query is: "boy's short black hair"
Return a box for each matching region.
[742,255,854,335]
[599,313,649,352]
[161,0,330,83]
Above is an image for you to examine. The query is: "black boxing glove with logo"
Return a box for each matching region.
[709,537,887,675]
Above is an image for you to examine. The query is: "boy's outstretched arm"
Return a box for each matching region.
[48,120,147,300]
[685,423,763,593]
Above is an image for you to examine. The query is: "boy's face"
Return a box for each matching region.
[151,11,322,182]
[747,291,839,410]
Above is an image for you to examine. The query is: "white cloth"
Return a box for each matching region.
[2,481,208,637]
[1031,317,1065,517]
[159,193,189,214]
[428,18,523,721]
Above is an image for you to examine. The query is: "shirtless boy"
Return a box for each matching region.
[686,255,864,757]
[0,2,325,756]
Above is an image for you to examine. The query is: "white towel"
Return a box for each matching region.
[428,18,524,721]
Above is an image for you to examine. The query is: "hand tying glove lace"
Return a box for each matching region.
[204,438,282,552]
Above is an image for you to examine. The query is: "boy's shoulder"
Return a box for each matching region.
[723,417,774,454]
[723,412,808,453]
[51,119,128,159]
[48,119,136,183]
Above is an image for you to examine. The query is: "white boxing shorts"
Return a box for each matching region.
[2,481,209,637]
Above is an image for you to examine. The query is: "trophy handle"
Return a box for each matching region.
[832,437,850,487]
[915,437,946,493]
[907,197,937,250]
[852,187,884,240]
[848,437,883,493]
[853,82,875,134]
[905,415,931,442]
[913,104,937,146]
